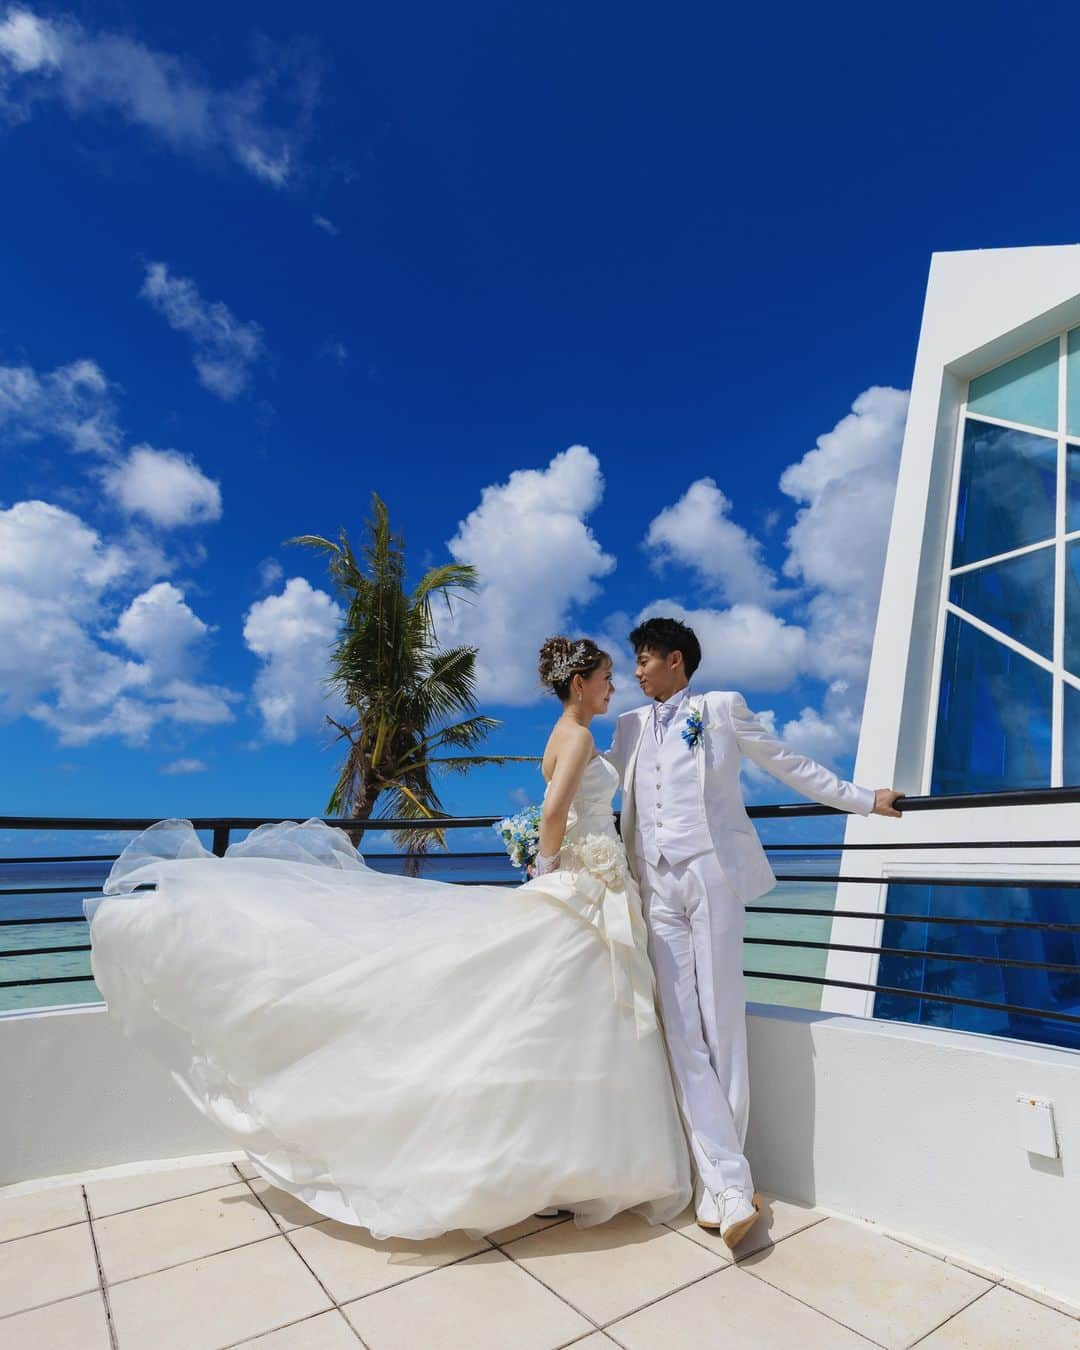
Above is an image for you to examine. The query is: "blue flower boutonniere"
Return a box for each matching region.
[681,701,704,751]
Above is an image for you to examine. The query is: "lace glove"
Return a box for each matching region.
[533,850,561,876]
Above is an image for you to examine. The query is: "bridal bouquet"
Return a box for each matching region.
[494,804,542,876]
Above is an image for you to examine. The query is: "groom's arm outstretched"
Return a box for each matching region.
[727,692,903,818]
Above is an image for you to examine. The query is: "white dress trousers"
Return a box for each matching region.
[635,850,753,1197]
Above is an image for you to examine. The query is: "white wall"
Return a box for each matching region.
[3,1001,1077,1307]
[744,1003,1079,1308]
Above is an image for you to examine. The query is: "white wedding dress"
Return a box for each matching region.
[85,755,691,1239]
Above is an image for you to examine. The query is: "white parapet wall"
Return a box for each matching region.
[744,1003,1079,1307]
[2,1000,1077,1306]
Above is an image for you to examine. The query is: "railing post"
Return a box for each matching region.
[211,826,230,857]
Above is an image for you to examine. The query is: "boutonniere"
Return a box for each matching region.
[681,699,704,751]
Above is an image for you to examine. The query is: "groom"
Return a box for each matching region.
[606,616,902,1248]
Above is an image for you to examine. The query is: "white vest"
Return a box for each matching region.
[633,713,713,866]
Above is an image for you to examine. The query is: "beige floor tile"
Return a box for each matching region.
[669,1192,826,1262]
[344,1247,594,1350]
[0,1184,86,1242]
[567,1337,620,1348]
[916,1284,1080,1347]
[741,1217,991,1349]
[108,1235,331,1350]
[85,1163,240,1217]
[0,1289,111,1350]
[503,1210,723,1324]
[236,1160,261,1181]
[94,1182,279,1284]
[611,1266,875,1349]
[247,1180,326,1231]
[0,1222,100,1317]
[237,1308,361,1348]
[288,1219,487,1303]
[487,1212,571,1246]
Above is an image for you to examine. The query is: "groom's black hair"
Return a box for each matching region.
[629,617,702,678]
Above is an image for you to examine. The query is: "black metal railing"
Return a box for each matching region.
[2,786,1079,1045]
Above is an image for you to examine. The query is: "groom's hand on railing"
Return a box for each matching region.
[872,789,905,818]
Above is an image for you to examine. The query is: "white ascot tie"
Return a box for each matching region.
[654,698,681,743]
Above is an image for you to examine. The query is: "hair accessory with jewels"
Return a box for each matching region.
[548,640,590,685]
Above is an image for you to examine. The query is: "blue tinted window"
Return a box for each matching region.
[952,421,1057,567]
[1066,682,1080,785]
[932,613,1052,794]
[968,338,1059,432]
[1069,444,1080,534]
[949,546,1054,659]
[1067,541,1080,677]
[1068,328,1080,437]
[874,882,1080,1052]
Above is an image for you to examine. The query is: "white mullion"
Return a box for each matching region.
[964,409,1057,439]
[1063,668,1080,693]
[944,602,1056,674]
[922,404,970,792]
[948,536,1056,578]
[1052,334,1067,786]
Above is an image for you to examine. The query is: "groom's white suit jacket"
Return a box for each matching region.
[606,690,874,904]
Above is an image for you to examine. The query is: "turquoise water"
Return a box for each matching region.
[0,851,839,1014]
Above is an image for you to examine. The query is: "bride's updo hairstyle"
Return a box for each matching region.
[538,636,610,702]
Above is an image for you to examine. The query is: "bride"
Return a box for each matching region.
[85,636,691,1241]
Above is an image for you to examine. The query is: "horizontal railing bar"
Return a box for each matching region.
[763,840,1080,851]
[744,971,1080,1024]
[745,936,1080,974]
[0,943,91,959]
[1,840,1078,868]
[1,785,1079,835]
[746,905,1080,931]
[771,874,1080,889]
[0,886,100,896]
[0,974,97,990]
[0,915,88,927]
[0,855,120,865]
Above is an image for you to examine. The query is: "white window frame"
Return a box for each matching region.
[922,330,1080,793]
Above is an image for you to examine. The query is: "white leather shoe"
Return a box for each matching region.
[719,1188,761,1250]
[696,1184,761,1250]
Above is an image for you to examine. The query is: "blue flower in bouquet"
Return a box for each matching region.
[494,804,542,877]
[681,701,704,751]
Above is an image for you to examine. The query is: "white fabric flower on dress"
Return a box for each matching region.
[569,833,628,889]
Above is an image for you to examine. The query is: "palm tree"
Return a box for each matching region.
[292,494,532,857]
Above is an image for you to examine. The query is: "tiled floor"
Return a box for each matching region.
[1,1160,1077,1350]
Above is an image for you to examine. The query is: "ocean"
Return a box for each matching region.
[0,850,840,1014]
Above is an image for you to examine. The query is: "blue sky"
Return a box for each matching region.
[1,2,1076,840]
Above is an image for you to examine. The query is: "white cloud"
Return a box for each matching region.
[638,599,808,693]
[161,757,207,774]
[112,581,209,677]
[439,445,616,704]
[633,386,908,766]
[243,576,343,742]
[257,557,284,592]
[645,477,784,605]
[102,443,222,527]
[0,8,58,72]
[140,262,265,400]
[0,500,236,744]
[0,8,312,185]
[0,357,120,454]
[313,214,338,235]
